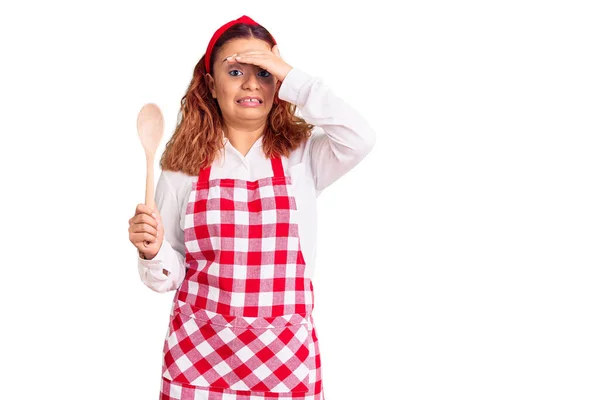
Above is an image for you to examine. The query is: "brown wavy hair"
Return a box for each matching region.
[159,22,315,176]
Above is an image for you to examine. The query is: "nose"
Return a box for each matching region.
[242,71,260,90]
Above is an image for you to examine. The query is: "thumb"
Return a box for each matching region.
[151,209,162,226]
[273,45,281,58]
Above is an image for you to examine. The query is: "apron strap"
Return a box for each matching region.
[270,157,284,178]
[198,165,211,183]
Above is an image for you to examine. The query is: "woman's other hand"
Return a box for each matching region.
[128,204,164,259]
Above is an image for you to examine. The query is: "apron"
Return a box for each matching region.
[160,156,324,399]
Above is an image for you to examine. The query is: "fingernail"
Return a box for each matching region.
[152,213,157,218]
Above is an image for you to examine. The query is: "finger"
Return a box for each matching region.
[133,232,157,244]
[131,222,158,237]
[237,50,267,55]
[231,53,271,67]
[226,55,253,64]
[135,203,155,216]
[232,51,273,60]
[225,50,264,60]
[225,56,241,64]
[135,213,158,228]
[228,56,265,69]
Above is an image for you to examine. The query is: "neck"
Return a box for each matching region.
[223,122,266,156]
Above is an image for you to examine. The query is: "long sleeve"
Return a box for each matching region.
[277,68,376,192]
[137,171,186,293]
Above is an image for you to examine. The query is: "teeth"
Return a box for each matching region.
[239,99,259,103]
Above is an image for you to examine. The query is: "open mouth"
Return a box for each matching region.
[236,99,263,105]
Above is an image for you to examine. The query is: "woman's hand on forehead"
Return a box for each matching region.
[223,45,290,82]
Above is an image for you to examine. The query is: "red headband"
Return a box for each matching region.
[204,15,277,74]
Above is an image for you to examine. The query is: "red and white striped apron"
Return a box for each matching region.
[160,156,324,399]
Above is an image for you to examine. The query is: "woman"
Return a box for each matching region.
[128,15,375,400]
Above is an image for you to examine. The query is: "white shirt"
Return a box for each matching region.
[138,67,376,293]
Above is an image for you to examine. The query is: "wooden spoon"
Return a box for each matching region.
[137,103,164,247]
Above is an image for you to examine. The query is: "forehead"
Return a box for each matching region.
[217,38,271,58]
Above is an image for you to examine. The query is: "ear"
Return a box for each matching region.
[205,74,217,98]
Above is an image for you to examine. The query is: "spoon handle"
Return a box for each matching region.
[144,153,155,247]
[145,152,155,210]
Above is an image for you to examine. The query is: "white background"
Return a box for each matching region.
[1,1,599,399]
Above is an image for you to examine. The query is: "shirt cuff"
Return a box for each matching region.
[138,240,171,280]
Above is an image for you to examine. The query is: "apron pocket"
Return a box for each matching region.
[162,310,312,393]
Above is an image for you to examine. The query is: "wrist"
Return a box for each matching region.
[139,250,156,260]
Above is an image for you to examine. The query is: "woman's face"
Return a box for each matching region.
[206,38,277,126]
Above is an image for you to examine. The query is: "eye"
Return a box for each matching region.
[228,69,272,78]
